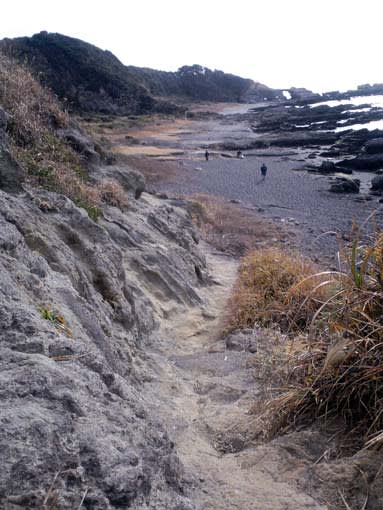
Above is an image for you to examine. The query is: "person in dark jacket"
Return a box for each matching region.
[205,150,209,161]
[260,163,268,180]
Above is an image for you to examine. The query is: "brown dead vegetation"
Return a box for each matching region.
[229,227,383,454]
[225,247,327,331]
[0,53,130,219]
[189,194,288,257]
[99,179,129,210]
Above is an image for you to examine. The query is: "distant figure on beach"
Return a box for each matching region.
[205,150,209,161]
[237,150,244,159]
[260,163,268,180]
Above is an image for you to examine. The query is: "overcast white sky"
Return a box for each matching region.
[2,0,382,92]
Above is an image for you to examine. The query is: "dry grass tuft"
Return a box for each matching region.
[0,52,68,145]
[99,179,129,210]
[245,229,383,450]
[225,247,330,332]
[0,52,102,219]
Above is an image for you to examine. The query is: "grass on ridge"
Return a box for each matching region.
[0,52,129,219]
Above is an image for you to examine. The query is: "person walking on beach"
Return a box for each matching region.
[205,149,209,161]
[260,163,268,180]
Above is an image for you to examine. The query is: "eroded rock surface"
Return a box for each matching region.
[0,181,206,509]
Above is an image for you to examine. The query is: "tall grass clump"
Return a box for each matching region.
[245,230,383,450]
[0,53,102,218]
[0,52,68,145]
[225,247,331,333]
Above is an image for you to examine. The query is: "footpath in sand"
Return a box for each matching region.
[87,106,374,508]
[145,245,328,510]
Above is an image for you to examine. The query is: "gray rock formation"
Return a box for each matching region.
[371,174,383,191]
[0,166,207,508]
[0,140,25,192]
[329,176,360,193]
[224,329,257,353]
[94,165,146,199]
[57,127,102,165]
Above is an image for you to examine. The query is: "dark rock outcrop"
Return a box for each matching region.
[287,87,322,103]
[329,176,360,193]
[371,174,383,191]
[319,161,337,173]
[364,138,383,154]
[337,154,383,171]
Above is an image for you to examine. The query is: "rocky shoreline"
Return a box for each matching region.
[107,95,383,266]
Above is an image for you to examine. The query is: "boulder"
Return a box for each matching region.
[94,165,145,199]
[224,329,257,353]
[333,166,353,175]
[306,162,353,175]
[57,128,101,164]
[319,161,337,173]
[371,175,383,191]
[329,177,360,193]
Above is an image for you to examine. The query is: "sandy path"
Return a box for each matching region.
[145,246,328,509]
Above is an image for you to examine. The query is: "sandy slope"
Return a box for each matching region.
[145,244,328,509]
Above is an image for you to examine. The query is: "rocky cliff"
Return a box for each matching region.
[0,56,208,509]
[0,32,278,115]
[0,186,207,509]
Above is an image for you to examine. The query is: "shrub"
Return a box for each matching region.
[39,306,72,337]
[99,179,129,210]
